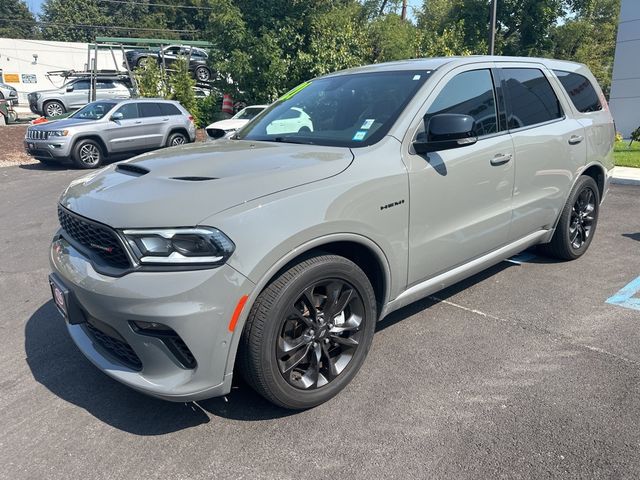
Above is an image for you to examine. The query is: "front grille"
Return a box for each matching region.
[85,322,143,371]
[27,129,50,140]
[57,206,131,269]
[206,128,226,139]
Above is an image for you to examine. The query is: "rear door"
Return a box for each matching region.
[404,64,515,284]
[95,79,116,101]
[138,102,166,148]
[497,65,587,241]
[66,79,91,109]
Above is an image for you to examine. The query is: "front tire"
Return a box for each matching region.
[44,100,65,118]
[72,139,104,169]
[541,176,600,260]
[239,254,377,409]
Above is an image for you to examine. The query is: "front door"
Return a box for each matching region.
[404,65,515,285]
[103,103,147,152]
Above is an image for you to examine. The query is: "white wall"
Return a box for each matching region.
[0,38,125,105]
[610,0,640,137]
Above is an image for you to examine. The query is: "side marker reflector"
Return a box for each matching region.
[228,295,249,332]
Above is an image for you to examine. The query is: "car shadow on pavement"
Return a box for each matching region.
[25,301,293,434]
[19,162,70,171]
[622,232,640,242]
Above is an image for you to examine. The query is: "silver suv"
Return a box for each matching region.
[28,77,133,117]
[49,57,614,409]
[26,99,196,168]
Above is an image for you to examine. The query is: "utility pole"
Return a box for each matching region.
[488,0,497,55]
[401,0,408,20]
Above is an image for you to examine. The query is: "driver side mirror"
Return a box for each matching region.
[66,85,74,92]
[413,113,478,154]
[110,112,123,121]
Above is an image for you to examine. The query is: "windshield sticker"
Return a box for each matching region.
[352,130,367,141]
[412,74,421,80]
[361,119,375,130]
[279,81,312,101]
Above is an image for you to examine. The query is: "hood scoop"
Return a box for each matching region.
[170,176,218,181]
[116,164,149,177]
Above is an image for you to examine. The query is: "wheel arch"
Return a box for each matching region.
[165,127,191,145]
[72,135,108,157]
[223,233,392,379]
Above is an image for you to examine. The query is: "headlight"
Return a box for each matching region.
[48,130,69,137]
[122,227,235,266]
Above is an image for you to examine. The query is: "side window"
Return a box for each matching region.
[96,80,115,89]
[159,103,181,116]
[138,103,162,117]
[72,80,90,90]
[425,69,498,137]
[502,68,563,129]
[553,70,602,113]
[114,103,138,119]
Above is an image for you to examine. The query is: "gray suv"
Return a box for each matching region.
[26,99,196,168]
[28,77,132,117]
[49,57,614,409]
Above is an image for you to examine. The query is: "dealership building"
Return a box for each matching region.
[610,0,640,137]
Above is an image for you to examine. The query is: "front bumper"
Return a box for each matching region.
[50,234,255,402]
[24,138,72,161]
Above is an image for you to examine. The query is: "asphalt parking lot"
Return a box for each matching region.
[1,164,640,479]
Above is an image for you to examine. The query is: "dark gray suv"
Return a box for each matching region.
[26,99,196,168]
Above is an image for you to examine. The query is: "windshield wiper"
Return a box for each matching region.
[272,136,315,145]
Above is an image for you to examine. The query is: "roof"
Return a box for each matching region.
[325,55,587,77]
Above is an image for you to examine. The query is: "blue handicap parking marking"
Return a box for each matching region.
[606,276,640,311]
[505,252,537,265]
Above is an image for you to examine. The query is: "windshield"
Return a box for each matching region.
[73,101,117,120]
[237,70,430,147]
[233,107,265,120]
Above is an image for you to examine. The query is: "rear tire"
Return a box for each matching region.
[194,66,211,82]
[540,176,600,260]
[72,139,104,169]
[238,254,377,410]
[166,132,187,147]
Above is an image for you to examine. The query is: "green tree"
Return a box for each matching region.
[0,0,38,39]
[368,13,418,62]
[134,60,168,98]
[168,58,198,119]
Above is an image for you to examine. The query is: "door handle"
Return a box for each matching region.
[569,135,584,145]
[490,153,512,166]
[162,117,169,122]
[134,121,142,124]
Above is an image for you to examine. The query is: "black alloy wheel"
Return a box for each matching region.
[277,279,365,390]
[541,175,600,260]
[239,254,377,409]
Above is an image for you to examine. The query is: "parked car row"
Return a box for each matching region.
[24,99,195,168]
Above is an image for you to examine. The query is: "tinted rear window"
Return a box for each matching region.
[159,103,182,116]
[502,68,563,129]
[553,70,602,113]
[138,103,162,117]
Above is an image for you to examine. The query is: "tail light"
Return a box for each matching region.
[188,115,194,123]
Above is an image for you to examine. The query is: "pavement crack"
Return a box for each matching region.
[428,295,640,368]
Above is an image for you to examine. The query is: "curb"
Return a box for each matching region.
[611,167,640,186]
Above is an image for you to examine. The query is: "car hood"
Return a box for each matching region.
[60,140,354,228]
[206,119,249,131]
[31,117,94,130]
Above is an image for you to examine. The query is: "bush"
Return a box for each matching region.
[168,58,198,122]
[195,94,221,128]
